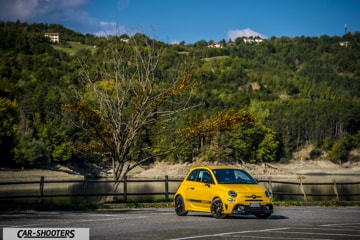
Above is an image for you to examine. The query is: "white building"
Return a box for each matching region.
[243,36,264,43]
[44,33,59,43]
[208,43,222,48]
[339,41,349,47]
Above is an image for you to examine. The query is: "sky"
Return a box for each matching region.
[0,0,359,44]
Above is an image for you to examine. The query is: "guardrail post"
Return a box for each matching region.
[268,178,273,197]
[39,176,44,204]
[124,176,128,202]
[333,179,339,202]
[299,176,307,202]
[165,175,169,201]
[83,176,88,204]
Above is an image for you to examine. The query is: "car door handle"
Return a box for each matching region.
[190,187,195,190]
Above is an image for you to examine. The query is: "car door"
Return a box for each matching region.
[185,169,214,211]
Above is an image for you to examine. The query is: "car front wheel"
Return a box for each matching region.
[175,195,188,216]
[211,197,228,219]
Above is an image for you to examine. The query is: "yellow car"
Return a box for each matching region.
[174,166,273,219]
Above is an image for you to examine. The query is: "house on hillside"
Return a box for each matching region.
[208,43,222,48]
[44,33,59,43]
[339,41,349,47]
[243,36,264,43]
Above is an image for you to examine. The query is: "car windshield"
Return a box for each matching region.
[212,169,257,184]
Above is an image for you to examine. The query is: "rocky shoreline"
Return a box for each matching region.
[129,159,360,180]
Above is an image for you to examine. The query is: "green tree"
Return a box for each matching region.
[64,35,196,185]
[328,133,355,163]
[0,97,18,166]
[256,130,279,162]
[38,116,73,162]
[13,129,50,166]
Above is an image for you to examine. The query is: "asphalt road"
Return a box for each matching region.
[1,207,360,240]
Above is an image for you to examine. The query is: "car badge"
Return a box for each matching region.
[252,194,257,199]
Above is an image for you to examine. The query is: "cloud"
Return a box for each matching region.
[227,28,267,40]
[93,25,129,37]
[0,0,87,21]
[170,40,181,45]
[0,0,129,36]
[100,21,116,27]
[0,0,37,19]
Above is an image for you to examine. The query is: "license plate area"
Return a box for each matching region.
[249,203,261,208]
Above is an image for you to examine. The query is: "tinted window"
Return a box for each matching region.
[186,169,214,184]
[197,170,213,183]
[186,169,199,181]
[213,169,257,184]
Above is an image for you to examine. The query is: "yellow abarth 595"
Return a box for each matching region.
[174,166,273,219]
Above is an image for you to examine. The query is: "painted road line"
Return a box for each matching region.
[166,227,290,240]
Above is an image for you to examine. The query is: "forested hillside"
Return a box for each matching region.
[1,21,359,171]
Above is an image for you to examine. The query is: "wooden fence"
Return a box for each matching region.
[264,177,360,202]
[1,176,360,204]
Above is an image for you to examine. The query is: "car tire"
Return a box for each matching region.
[255,213,271,219]
[175,195,188,216]
[211,197,228,219]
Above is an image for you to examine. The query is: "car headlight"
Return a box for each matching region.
[228,190,237,197]
[265,190,271,197]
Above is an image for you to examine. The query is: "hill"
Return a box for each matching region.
[0,21,359,174]
[52,41,97,56]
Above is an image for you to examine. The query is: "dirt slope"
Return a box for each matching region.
[1,160,359,181]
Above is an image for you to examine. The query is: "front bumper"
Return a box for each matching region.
[231,204,273,215]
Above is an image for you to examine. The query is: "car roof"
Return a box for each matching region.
[190,166,243,171]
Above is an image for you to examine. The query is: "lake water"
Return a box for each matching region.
[257,174,360,201]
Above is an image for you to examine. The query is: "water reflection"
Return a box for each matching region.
[258,174,360,201]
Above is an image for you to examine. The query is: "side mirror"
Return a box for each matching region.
[204,179,213,187]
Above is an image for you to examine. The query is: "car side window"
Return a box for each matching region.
[186,169,198,181]
[197,170,214,184]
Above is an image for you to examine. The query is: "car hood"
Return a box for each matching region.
[216,184,266,194]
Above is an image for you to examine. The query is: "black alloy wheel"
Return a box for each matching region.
[211,197,228,219]
[175,195,188,216]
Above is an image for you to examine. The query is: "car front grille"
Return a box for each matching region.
[244,195,263,202]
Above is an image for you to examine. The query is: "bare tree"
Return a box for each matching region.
[64,35,195,185]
